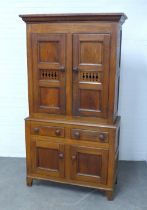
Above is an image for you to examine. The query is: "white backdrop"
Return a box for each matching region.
[0,0,147,160]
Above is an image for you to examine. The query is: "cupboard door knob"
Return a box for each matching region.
[71,155,76,160]
[34,127,39,134]
[60,66,65,72]
[74,131,80,139]
[99,133,106,141]
[73,67,78,72]
[55,129,61,136]
[58,153,64,159]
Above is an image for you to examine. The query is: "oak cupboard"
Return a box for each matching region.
[20,13,127,200]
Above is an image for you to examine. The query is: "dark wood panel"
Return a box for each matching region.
[40,87,60,108]
[37,147,59,170]
[34,33,65,67]
[39,41,59,63]
[77,153,102,176]
[80,41,103,64]
[80,89,101,111]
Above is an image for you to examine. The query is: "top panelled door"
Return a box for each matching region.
[31,33,66,114]
[73,34,110,118]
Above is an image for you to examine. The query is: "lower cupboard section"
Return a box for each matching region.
[30,138,109,185]
[25,117,120,200]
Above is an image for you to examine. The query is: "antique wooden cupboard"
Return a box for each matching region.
[20,13,127,200]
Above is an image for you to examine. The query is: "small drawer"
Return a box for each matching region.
[71,128,108,143]
[31,124,65,138]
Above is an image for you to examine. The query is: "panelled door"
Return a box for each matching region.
[31,139,65,178]
[70,145,108,184]
[73,34,110,118]
[31,33,66,114]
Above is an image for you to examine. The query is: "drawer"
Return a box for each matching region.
[71,128,108,143]
[31,124,65,138]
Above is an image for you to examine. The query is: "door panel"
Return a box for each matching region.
[37,147,59,170]
[31,139,65,178]
[70,146,108,184]
[80,89,101,111]
[80,40,103,64]
[39,41,59,63]
[32,33,66,114]
[73,34,110,118]
[77,153,101,176]
[40,87,60,109]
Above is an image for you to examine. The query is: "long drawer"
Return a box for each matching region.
[71,128,109,143]
[31,123,65,138]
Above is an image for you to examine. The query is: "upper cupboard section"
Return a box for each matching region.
[20,13,127,121]
[30,32,111,118]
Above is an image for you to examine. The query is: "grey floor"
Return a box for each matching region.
[0,158,147,210]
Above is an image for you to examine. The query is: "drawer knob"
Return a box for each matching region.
[55,129,61,136]
[58,153,64,159]
[34,127,39,133]
[60,66,65,72]
[99,133,106,141]
[74,131,80,139]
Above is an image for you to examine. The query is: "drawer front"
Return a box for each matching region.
[31,124,65,138]
[71,128,108,143]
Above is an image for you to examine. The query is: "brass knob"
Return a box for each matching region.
[58,153,64,159]
[55,129,61,136]
[71,155,76,160]
[73,67,78,72]
[74,131,80,139]
[34,127,39,134]
[99,133,106,141]
[60,66,65,72]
